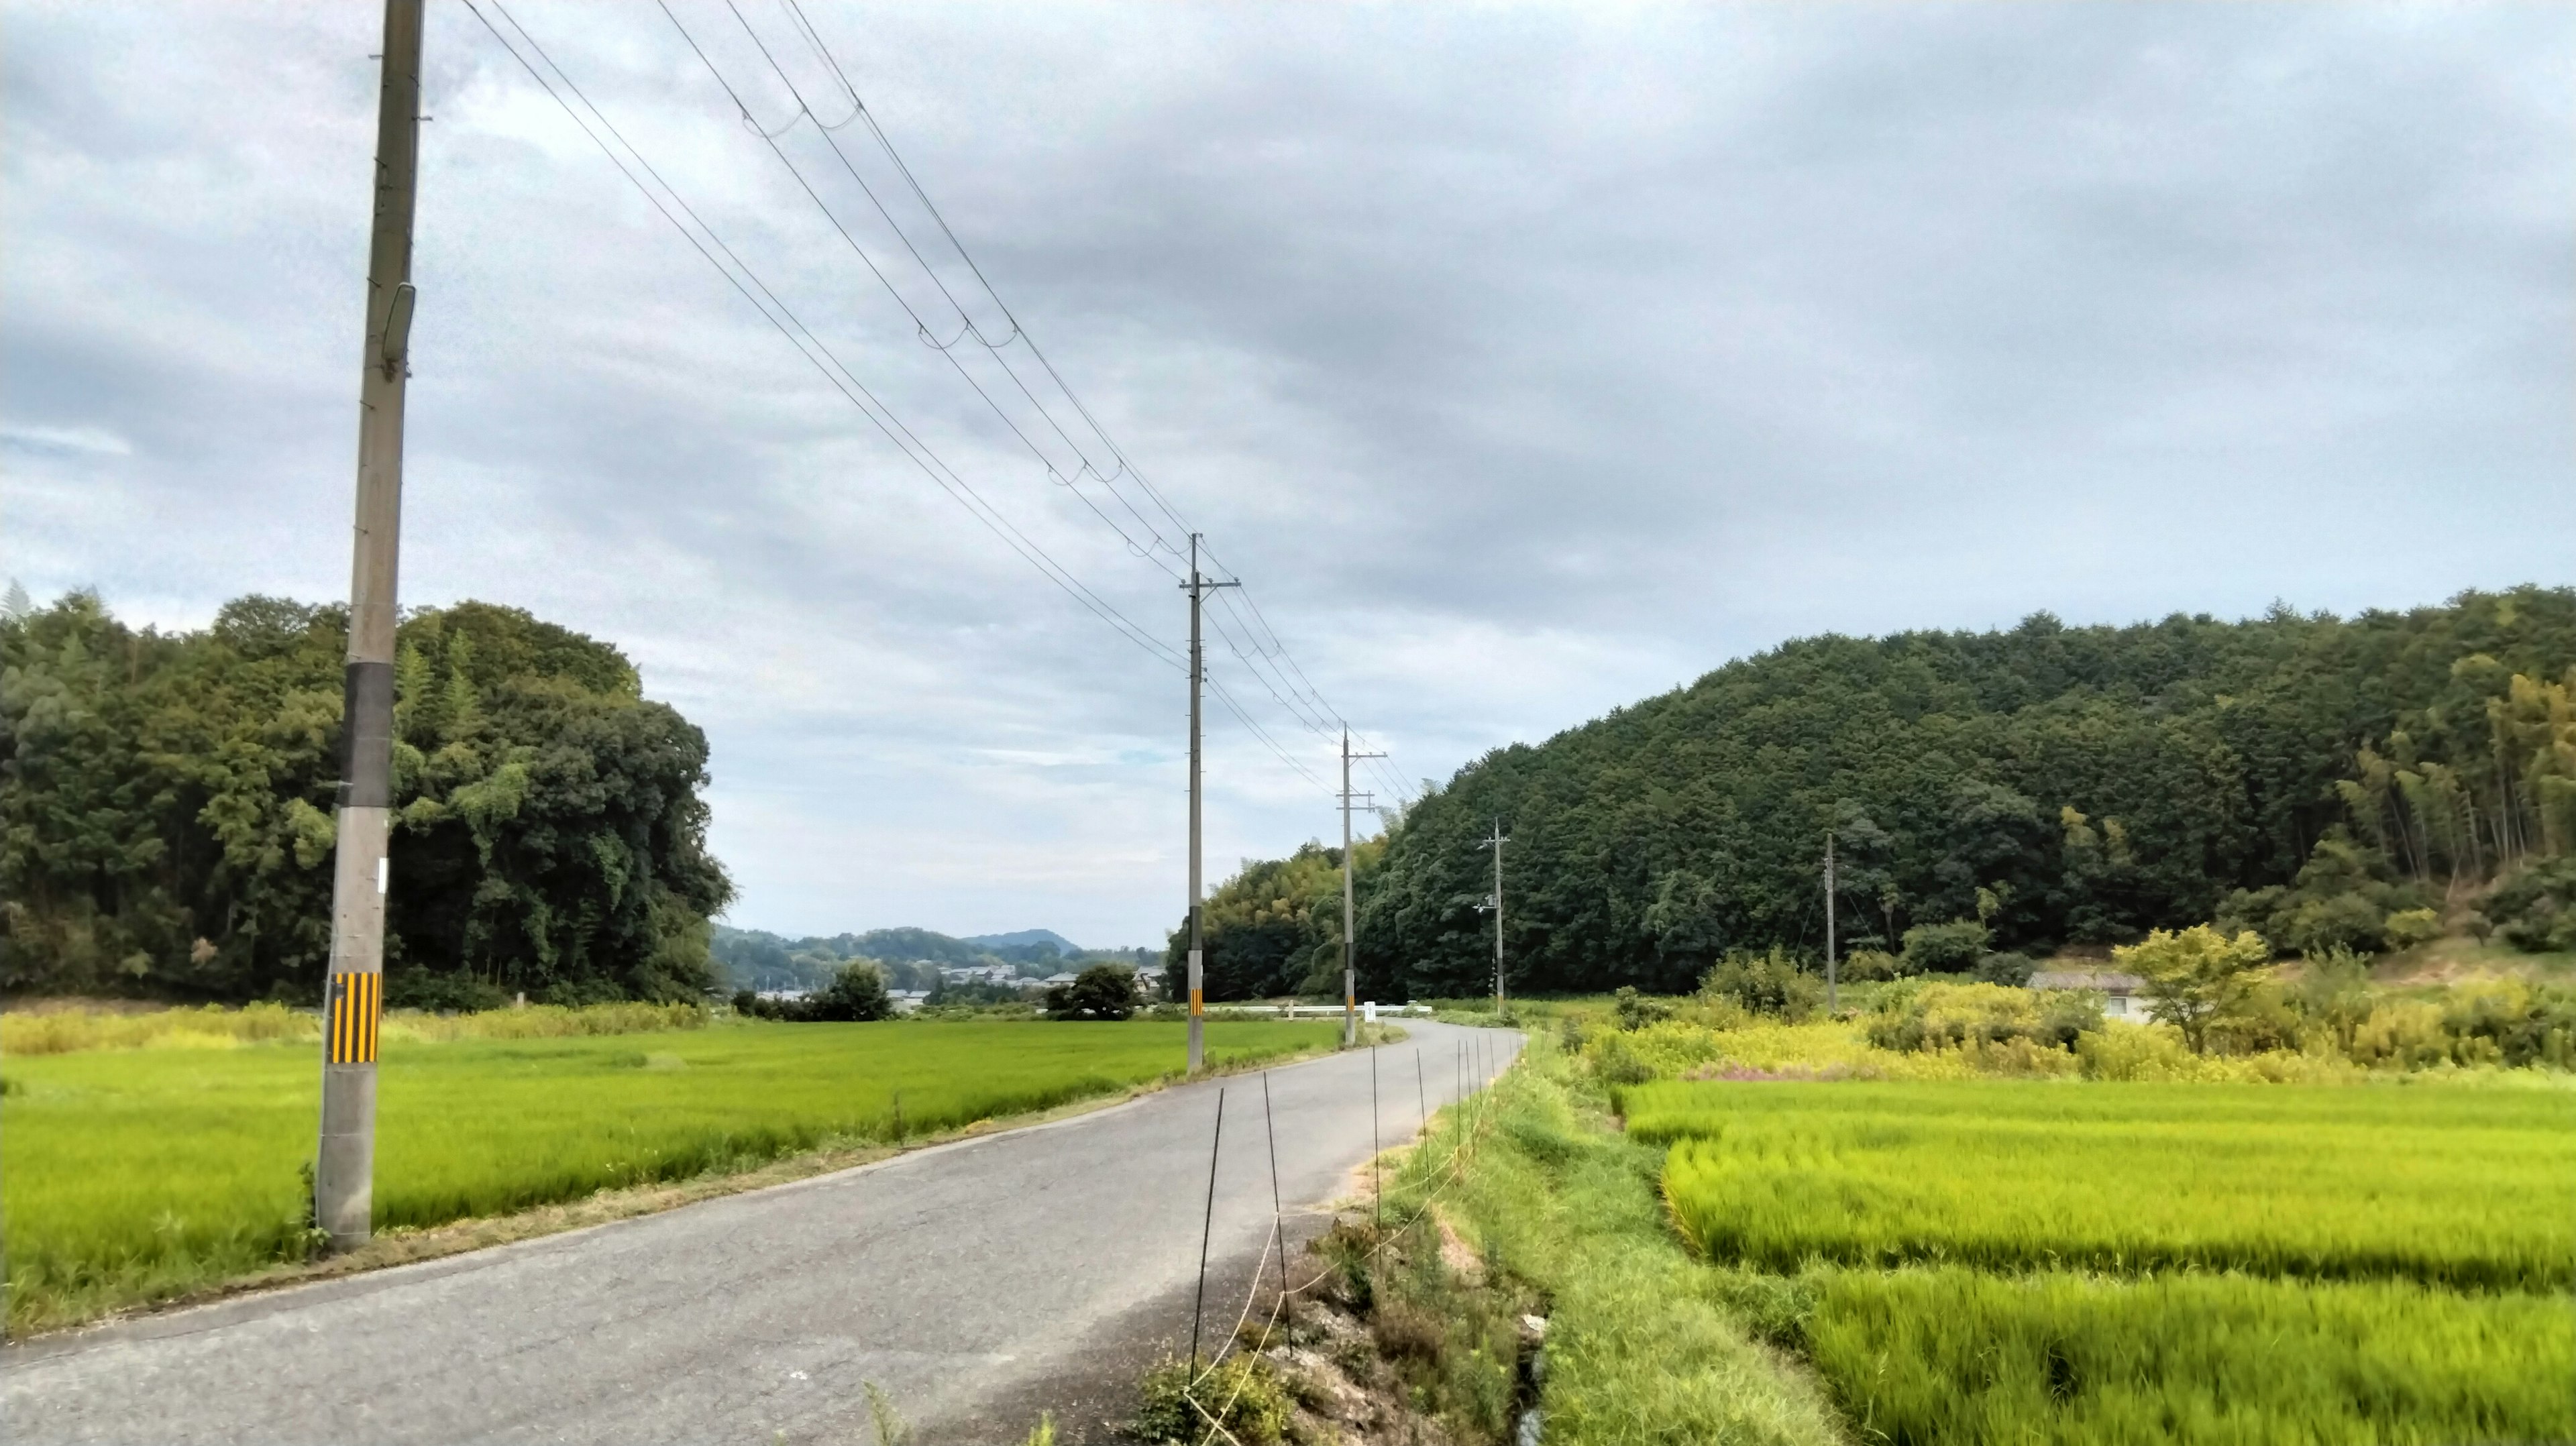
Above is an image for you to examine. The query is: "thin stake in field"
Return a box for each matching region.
[1260,1070,1288,1304]
[1371,1044,1382,1228]
[1191,1086,1226,1369]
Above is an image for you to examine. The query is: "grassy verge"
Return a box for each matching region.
[2,1018,1335,1337]
[1384,1032,1847,1445]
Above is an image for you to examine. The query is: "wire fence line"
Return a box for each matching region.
[1181,1033,1523,1445]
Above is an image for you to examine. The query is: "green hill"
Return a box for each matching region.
[1332,586,2574,1000]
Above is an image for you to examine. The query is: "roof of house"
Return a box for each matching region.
[2029,970,2145,992]
[1042,972,1080,984]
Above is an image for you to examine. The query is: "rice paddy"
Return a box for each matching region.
[1641,1080,2576,1290]
[1,1017,1335,1335]
[1635,1078,2576,1444]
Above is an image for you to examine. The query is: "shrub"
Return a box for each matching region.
[2214,830,2436,956]
[1841,948,1905,981]
[1703,948,1824,1021]
[742,962,892,1021]
[1612,985,1674,1031]
[1131,1353,1292,1445]
[1866,981,2100,1054]
[1899,920,1990,975]
[2487,856,2576,953]
[2381,907,2444,950]
[1045,964,1140,1020]
[1970,951,2036,986]
[1590,1032,1658,1085]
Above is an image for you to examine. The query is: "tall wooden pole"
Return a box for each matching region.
[316,0,423,1251]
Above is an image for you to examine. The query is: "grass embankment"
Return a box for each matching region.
[1379,1033,1845,1445]
[2,1015,1334,1336]
[1645,1078,2576,1444]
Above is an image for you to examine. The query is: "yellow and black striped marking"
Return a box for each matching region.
[327,970,382,1064]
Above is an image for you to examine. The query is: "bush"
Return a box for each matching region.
[2214,830,2436,956]
[1703,948,1824,1021]
[1899,920,1990,975]
[1866,981,2101,1054]
[384,968,515,1013]
[1045,964,1140,1020]
[2486,857,2576,954]
[1613,985,1674,1031]
[741,962,892,1021]
[1969,951,2036,987]
[1840,948,1905,981]
[2382,907,2444,950]
[1131,1353,1292,1445]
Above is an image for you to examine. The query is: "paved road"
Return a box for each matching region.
[5,1021,1521,1445]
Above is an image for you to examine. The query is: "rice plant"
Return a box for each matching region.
[1801,1266,2576,1445]
[1644,1080,2576,1290]
[1,1019,1334,1335]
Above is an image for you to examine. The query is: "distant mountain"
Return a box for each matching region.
[962,929,1083,954]
[709,924,1146,992]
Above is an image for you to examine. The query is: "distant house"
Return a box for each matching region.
[2029,969,2148,1021]
[1040,972,1080,987]
[888,990,930,1015]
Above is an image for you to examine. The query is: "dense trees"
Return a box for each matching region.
[1159,838,1386,1001]
[1,592,731,1004]
[1331,587,2571,1000]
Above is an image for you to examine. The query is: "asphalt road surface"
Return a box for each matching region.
[5,1020,1521,1445]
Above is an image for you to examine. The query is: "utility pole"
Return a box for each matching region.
[316,0,423,1252]
[1181,535,1236,1072]
[1478,820,1509,1012]
[1340,728,1385,1046]
[1823,830,1838,1016]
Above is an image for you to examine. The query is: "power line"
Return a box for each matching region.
[463,0,1185,673]
[472,2,1387,803]
[670,0,1188,583]
[771,2,1406,790]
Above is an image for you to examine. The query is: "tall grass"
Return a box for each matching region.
[1,1002,320,1054]
[0,999,708,1056]
[1643,1080,2576,1290]
[1,1019,1332,1335]
[1802,1267,2575,1446]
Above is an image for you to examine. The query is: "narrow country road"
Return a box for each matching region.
[4,1020,1522,1445]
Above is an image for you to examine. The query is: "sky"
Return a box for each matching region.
[5,2,2570,947]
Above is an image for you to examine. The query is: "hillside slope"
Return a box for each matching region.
[1356,586,2575,998]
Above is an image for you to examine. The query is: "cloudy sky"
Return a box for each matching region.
[6,2,2569,946]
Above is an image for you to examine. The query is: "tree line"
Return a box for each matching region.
[1,592,731,1005]
[1173,586,2575,1001]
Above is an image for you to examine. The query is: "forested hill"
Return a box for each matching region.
[1349,586,2576,999]
[1,592,731,1005]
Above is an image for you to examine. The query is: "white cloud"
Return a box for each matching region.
[4,1,2569,943]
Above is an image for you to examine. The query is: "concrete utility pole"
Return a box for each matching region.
[1479,820,1509,1012]
[316,0,423,1252]
[1823,830,1838,1016]
[1339,728,1384,1046]
[1181,535,1236,1072]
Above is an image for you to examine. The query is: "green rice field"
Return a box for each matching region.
[1635,1078,2576,1444]
[1640,1080,2576,1290]
[1,1017,1334,1335]
[1801,1267,2576,1446]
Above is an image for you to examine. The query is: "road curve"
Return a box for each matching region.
[4,1020,1521,1445]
